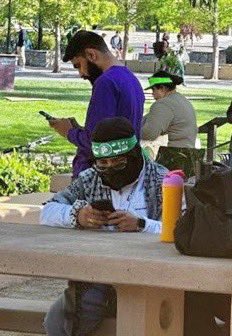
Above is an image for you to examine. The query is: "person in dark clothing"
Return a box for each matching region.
[110,31,122,60]
[153,32,170,60]
[16,22,26,68]
[47,30,144,178]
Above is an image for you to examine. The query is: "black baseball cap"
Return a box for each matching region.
[63,30,107,62]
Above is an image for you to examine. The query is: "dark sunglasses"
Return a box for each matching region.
[93,158,127,173]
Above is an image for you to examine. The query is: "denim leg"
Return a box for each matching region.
[44,283,112,336]
[76,283,111,336]
[44,287,74,336]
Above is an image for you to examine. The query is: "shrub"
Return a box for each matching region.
[127,46,134,53]
[42,34,56,50]
[0,28,17,53]
[102,25,123,32]
[0,152,49,196]
[27,31,55,50]
[32,154,71,176]
[0,152,71,196]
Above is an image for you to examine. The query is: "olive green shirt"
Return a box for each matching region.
[142,92,197,148]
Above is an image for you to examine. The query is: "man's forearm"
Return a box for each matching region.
[143,218,162,234]
[67,127,91,147]
[40,202,73,228]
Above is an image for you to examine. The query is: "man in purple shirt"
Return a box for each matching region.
[49,30,144,178]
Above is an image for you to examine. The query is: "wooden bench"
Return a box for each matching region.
[198,116,229,161]
[0,297,116,335]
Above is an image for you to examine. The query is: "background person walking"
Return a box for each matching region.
[16,22,26,68]
[110,31,122,60]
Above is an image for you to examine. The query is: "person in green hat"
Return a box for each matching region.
[142,70,197,148]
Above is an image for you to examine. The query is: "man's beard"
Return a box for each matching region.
[82,61,103,85]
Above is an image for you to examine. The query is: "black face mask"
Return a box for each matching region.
[82,61,103,85]
[98,148,144,191]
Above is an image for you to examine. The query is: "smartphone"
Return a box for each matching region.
[91,200,115,212]
[39,110,56,121]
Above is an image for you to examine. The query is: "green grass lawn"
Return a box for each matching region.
[0,79,231,155]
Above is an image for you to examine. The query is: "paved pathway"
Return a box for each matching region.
[15,67,232,90]
[97,30,232,52]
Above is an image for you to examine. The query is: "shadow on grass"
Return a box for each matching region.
[0,126,76,154]
[2,85,91,102]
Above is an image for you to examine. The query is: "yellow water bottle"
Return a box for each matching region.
[161,170,185,243]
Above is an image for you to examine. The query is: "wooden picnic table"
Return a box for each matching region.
[0,223,232,335]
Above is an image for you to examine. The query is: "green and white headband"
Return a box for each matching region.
[92,135,137,158]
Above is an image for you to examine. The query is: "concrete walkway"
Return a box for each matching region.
[15,66,232,90]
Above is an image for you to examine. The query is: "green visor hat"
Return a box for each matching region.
[92,135,137,158]
[145,77,173,90]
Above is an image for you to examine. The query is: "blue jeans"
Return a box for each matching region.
[44,282,116,336]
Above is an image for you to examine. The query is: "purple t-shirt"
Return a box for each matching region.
[68,65,145,177]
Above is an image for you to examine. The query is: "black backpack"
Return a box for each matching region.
[174,167,232,258]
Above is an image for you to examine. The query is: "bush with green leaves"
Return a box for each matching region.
[0,27,17,53]
[102,25,123,32]
[27,31,55,50]
[0,152,71,196]
[127,46,134,53]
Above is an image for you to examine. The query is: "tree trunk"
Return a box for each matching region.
[53,20,61,73]
[37,0,43,50]
[6,0,12,53]
[211,0,219,80]
[155,22,160,42]
[122,22,129,61]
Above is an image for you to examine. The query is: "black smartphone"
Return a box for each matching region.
[91,200,115,212]
[39,110,56,121]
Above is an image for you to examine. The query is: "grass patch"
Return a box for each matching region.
[0,79,92,154]
[0,79,231,155]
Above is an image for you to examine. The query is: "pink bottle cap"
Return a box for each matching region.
[163,170,185,186]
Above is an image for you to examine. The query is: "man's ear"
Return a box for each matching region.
[85,48,97,62]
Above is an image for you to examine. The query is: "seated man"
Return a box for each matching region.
[40,117,167,336]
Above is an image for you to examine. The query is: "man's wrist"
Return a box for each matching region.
[76,208,85,229]
[137,218,146,232]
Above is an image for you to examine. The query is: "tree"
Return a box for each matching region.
[112,0,149,60]
[41,0,116,72]
[37,0,43,49]
[189,0,219,79]
[6,0,12,53]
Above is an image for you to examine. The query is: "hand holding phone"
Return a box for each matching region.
[91,200,115,212]
[39,110,56,121]
[39,111,82,129]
